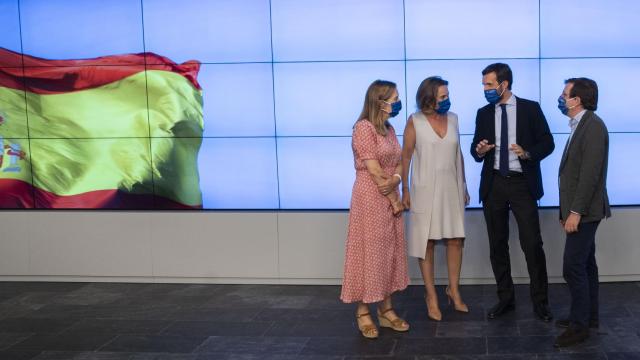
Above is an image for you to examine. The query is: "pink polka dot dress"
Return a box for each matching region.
[340,120,409,304]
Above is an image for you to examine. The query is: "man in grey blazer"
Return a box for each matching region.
[554,77,611,348]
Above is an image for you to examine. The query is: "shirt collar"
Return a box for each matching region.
[495,94,516,108]
[569,109,587,130]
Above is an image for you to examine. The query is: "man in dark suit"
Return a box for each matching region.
[470,63,555,322]
[554,77,610,348]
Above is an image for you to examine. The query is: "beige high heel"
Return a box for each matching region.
[356,312,379,339]
[377,307,410,332]
[425,292,442,321]
[446,286,469,313]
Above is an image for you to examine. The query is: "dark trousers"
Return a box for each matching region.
[563,220,600,329]
[482,173,549,305]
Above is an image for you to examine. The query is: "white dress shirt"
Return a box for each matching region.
[493,94,522,172]
[568,109,587,145]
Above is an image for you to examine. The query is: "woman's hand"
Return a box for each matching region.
[402,191,410,210]
[391,200,404,216]
[377,176,399,196]
[464,188,470,206]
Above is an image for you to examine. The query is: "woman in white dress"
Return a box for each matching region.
[401,76,470,321]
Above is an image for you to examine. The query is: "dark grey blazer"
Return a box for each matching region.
[558,110,611,222]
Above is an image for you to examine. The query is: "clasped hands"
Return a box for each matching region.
[377,175,399,196]
[377,175,404,216]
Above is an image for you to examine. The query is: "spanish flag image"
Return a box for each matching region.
[0,48,203,209]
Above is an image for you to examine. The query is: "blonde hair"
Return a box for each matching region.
[357,80,397,136]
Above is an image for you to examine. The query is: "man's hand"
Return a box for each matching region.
[564,212,581,233]
[475,139,495,156]
[510,144,529,159]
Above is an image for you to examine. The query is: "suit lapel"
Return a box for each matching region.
[515,96,525,145]
[559,139,571,173]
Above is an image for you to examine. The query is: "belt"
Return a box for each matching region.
[493,169,524,178]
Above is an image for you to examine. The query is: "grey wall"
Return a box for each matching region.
[0,208,638,284]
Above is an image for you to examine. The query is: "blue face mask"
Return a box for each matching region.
[484,82,505,104]
[385,100,402,117]
[557,96,569,115]
[558,95,576,115]
[436,98,451,114]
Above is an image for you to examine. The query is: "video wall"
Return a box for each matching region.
[0,0,638,209]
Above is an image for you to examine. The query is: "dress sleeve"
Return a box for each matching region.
[352,120,377,161]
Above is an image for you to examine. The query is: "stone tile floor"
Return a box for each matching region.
[0,281,639,359]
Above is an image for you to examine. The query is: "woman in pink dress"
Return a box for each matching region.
[340,80,410,339]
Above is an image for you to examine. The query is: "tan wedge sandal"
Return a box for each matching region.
[377,307,410,332]
[356,312,379,339]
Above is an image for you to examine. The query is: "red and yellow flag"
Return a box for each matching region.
[0,48,203,209]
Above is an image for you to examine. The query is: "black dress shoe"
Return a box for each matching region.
[556,318,599,329]
[487,301,515,319]
[554,327,589,348]
[533,303,553,322]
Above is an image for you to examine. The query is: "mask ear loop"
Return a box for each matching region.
[380,99,391,114]
[566,97,579,111]
[497,81,506,97]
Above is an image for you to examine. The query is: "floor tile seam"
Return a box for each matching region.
[94,333,122,353]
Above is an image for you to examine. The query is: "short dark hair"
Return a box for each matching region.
[482,63,513,90]
[416,76,448,114]
[565,77,598,111]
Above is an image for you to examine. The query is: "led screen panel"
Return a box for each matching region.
[24,65,150,139]
[0,68,29,139]
[0,138,33,208]
[197,63,275,138]
[143,0,272,64]
[151,137,204,209]
[541,0,640,58]
[539,133,567,207]
[29,138,154,209]
[541,58,640,133]
[459,135,482,209]
[606,133,640,206]
[278,137,355,209]
[198,137,279,209]
[2,0,638,209]
[274,61,406,137]
[20,0,144,65]
[540,133,640,207]
[0,0,22,67]
[405,0,539,60]
[271,0,404,61]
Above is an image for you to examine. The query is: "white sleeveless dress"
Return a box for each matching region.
[406,111,466,259]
